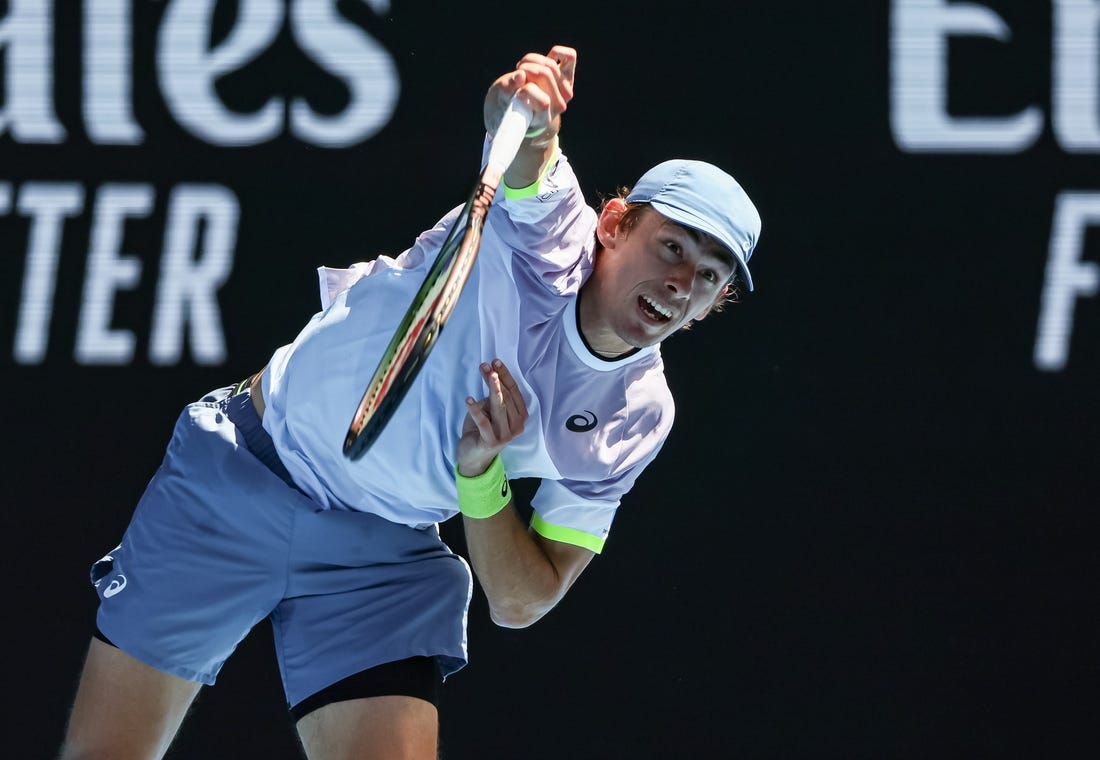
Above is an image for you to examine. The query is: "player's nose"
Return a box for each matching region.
[664,261,694,297]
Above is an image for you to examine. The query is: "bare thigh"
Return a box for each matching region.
[296,696,438,760]
[58,638,202,760]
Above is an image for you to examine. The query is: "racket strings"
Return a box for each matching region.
[343,170,502,460]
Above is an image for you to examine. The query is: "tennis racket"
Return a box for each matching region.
[343,98,535,460]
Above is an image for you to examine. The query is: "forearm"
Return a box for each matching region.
[455,357,592,628]
[462,506,568,628]
[502,127,558,191]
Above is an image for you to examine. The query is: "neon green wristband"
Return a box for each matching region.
[455,456,511,519]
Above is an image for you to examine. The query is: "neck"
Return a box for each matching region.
[576,284,636,360]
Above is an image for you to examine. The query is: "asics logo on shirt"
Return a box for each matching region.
[565,410,597,432]
[103,575,128,598]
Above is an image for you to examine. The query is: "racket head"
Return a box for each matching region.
[342,314,440,459]
[342,187,486,460]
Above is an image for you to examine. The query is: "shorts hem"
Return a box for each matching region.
[97,617,218,686]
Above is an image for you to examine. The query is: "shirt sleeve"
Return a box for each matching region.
[480,137,598,296]
[529,479,618,554]
[529,433,669,555]
[315,207,461,308]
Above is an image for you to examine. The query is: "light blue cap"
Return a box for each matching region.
[626,159,761,291]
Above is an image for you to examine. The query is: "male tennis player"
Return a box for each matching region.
[60,45,760,759]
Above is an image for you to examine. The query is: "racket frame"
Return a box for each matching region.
[342,99,534,460]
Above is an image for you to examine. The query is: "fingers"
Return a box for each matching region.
[485,45,577,135]
[482,363,508,441]
[464,395,499,446]
[488,358,529,429]
[465,359,528,446]
[481,360,527,440]
[514,47,575,117]
[547,45,577,99]
[484,69,549,135]
[490,69,525,99]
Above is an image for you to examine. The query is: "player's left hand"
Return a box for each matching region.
[457,359,529,477]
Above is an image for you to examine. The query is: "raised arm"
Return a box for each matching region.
[483,45,577,191]
[456,359,594,628]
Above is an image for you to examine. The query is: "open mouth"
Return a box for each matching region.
[638,294,673,322]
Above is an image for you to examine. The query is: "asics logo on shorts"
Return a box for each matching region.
[103,575,128,598]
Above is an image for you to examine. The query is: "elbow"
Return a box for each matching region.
[488,600,550,629]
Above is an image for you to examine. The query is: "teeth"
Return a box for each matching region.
[642,295,673,319]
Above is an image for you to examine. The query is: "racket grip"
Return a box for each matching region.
[486,98,535,177]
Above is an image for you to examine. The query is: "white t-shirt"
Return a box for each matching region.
[261,147,674,553]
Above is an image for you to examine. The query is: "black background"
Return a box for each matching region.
[3,2,1097,757]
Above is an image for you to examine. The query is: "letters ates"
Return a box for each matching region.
[1,1,399,365]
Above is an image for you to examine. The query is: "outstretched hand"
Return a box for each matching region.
[484,45,577,144]
[457,359,529,477]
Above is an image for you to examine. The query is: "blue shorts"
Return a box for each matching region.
[91,383,473,709]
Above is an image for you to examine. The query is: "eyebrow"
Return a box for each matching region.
[669,222,737,276]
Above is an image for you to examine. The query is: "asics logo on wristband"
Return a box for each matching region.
[501,481,509,499]
[565,410,597,432]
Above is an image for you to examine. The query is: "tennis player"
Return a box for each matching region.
[60,45,761,759]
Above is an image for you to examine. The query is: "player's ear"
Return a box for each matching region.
[596,198,627,249]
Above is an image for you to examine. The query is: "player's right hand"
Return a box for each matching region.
[484,45,577,142]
